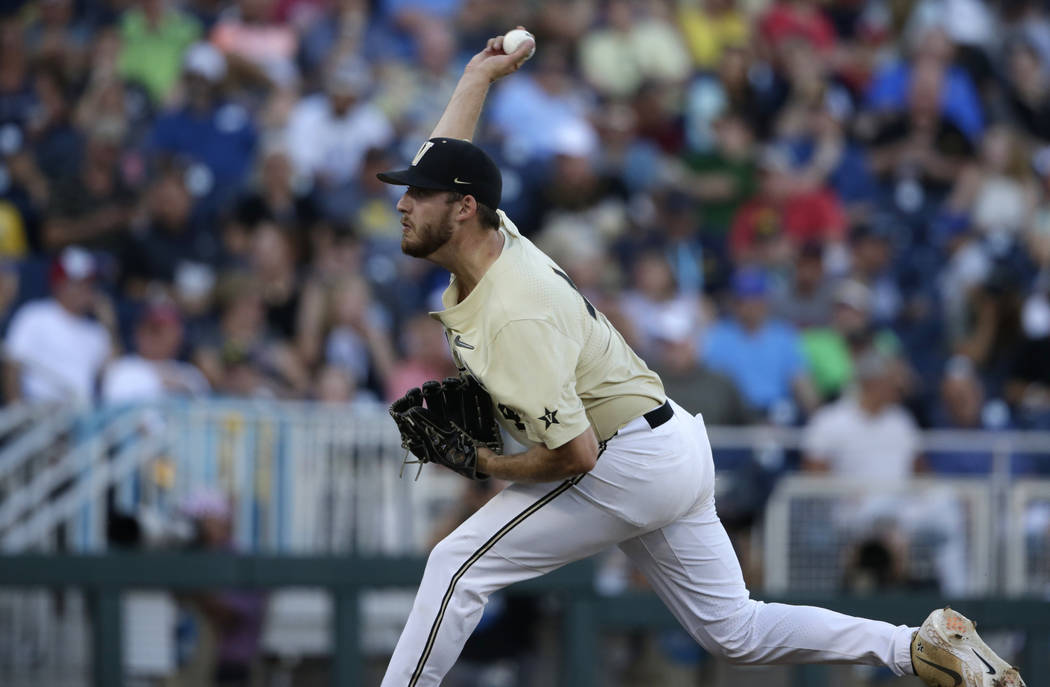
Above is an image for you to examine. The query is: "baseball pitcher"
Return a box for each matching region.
[378,28,1024,687]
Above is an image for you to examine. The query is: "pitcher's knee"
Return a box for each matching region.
[702,604,762,663]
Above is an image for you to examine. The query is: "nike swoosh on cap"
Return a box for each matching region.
[454,335,475,350]
[453,177,471,184]
[916,657,962,686]
[972,649,996,675]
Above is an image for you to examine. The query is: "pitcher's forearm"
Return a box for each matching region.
[429,71,492,142]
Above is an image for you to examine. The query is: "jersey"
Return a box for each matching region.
[430,211,665,448]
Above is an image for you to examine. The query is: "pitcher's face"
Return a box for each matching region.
[397,187,456,258]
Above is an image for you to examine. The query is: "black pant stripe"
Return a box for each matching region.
[407,471,589,686]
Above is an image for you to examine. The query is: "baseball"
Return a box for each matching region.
[502,29,535,59]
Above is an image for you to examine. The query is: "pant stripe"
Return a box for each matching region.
[407,471,588,686]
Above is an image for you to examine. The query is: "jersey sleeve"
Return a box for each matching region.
[482,319,589,449]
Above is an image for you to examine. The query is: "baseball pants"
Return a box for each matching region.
[381,400,917,686]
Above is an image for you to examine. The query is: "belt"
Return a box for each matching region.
[643,400,673,430]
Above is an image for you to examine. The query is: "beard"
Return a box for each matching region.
[401,207,454,258]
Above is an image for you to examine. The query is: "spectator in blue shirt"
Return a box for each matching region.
[865,26,984,144]
[702,267,819,421]
[148,42,257,208]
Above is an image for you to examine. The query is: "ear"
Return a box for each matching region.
[457,194,479,223]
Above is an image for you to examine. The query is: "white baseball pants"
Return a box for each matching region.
[381,401,917,686]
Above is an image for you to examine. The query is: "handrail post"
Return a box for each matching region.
[332,587,360,687]
[89,585,123,687]
[562,595,595,687]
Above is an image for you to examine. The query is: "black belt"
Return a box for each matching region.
[643,400,673,430]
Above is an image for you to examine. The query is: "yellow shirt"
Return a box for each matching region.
[678,5,750,69]
[431,211,665,448]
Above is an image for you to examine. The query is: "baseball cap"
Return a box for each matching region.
[50,246,98,285]
[183,42,226,82]
[731,267,768,299]
[834,279,871,312]
[377,137,502,210]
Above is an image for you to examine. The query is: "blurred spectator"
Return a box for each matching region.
[1004,37,1050,143]
[936,212,991,346]
[193,274,310,397]
[22,0,92,80]
[1006,280,1050,425]
[619,250,705,362]
[149,42,259,205]
[529,119,630,241]
[313,363,377,405]
[488,44,592,163]
[325,147,402,248]
[847,219,902,326]
[802,350,919,480]
[578,0,691,99]
[953,264,1025,392]
[650,330,756,425]
[211,0,300,89]
[770,241,835,328]
[864,25,984,142]
[120,163,222,296]
[758,0,838,58]
[26,63,81,184]
[374,19,460,142]
[803,350,972,594]
[728,145,847,266]
[284,58,394,210]
[677,0,750,70]
[180,488,266,687]
[324,275,397,399]
[117,0,203,104]
[800,278,903,401]
[945,124,1039,245]
[702,267,818,419]
[867,56,976,215]
[385,312,456,401]
[677,113,757,242]
[926,356,1021,473]
[232,141,319,237]
[3,247,114,404]
[42,120,135,253]
[102,301,209,403]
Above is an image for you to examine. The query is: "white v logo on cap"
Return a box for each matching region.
[411,141,435,166]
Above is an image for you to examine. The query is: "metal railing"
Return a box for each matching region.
[0,553,1048,687]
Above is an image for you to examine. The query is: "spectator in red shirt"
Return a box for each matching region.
[759,0,837,57]
[728,146,847,265]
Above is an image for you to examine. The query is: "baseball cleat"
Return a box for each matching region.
[911,607,1026,687]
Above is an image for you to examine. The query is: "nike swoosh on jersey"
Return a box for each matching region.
[916,657,962,686]
[453,335,475,350]
[453,177,471,184]
[972,649,996,675]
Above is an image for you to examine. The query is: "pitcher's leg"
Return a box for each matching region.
[619,496,916,676]
[382,477,640,687]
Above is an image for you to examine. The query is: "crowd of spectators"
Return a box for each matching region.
[2,0,1050,466]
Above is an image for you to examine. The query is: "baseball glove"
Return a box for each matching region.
[389,376,503,480]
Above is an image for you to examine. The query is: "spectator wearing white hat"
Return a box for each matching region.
[3,246,114,403]
[284,58,394,206]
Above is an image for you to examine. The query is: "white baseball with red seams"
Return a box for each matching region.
[502,29,535,59]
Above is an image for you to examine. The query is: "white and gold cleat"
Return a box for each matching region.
[911,607,1026,687]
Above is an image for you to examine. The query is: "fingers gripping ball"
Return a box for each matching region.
[503,29,536,60]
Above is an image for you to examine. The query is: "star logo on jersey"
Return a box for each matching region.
[538,408,559,430]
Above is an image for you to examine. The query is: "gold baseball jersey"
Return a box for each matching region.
[430,210,665,448]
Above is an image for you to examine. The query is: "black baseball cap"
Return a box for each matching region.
[377,137,502,209]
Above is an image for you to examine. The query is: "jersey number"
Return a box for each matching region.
[551,268,597,320]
